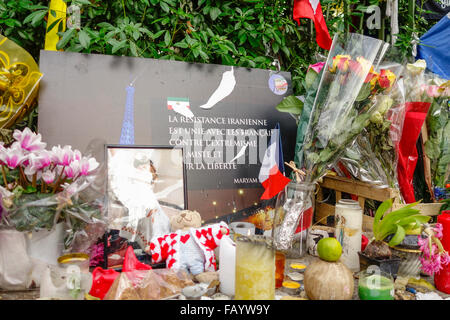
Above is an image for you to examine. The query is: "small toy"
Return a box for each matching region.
[147,210,229,283]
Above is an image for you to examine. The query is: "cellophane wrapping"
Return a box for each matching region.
[104,268,194,300]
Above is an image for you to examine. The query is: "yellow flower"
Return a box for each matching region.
[330,54,351,73]
[356,56,374,76]
[378,69,396,89]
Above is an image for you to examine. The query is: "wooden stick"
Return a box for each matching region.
[284,161,306,183]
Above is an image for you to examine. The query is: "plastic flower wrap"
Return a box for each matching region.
[338,63,406,189]
[273,34,393,251]
[0,128,106,250]
[421,74,449,199]
[418,223,450,276]
[396,60,433,203]
[0,35,42,129]
[299,33,391,183]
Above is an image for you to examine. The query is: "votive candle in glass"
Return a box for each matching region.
[235,235,275,300]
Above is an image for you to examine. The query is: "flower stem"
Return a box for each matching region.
[19,167,28,187]
[1,166,9,190]
[52,166,66,193]
[32,173,37,189]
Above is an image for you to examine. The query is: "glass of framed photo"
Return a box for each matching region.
[104,145,187,269]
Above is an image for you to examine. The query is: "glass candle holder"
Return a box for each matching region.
[275,250,286,288]
[358,267,394,300]
[235,235,275,300]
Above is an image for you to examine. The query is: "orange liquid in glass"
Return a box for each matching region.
[275,251,286,288]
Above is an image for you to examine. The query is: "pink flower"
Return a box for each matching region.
[51,145,74,166]
[24,152,51,175]
[308,62,325,74]
[89,242,104,267]
[42,170,55,184]
[421,84,440,98]
[73,149,82,161]
[64,160,80,179]
[12,127,46,153]
[0,145,28,169]
[79,157,99,176]
[433,223,443,239]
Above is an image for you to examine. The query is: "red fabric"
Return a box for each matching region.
[122,246,152,272]
[396,102,431,203]
[261,166,291,200]
[293,0,332,50]
[89,267,119,300]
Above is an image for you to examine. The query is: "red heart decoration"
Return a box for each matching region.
[167,259,176,268]
[170,233,177,239]
[151,253,159,262]
[168,249,176,256]
[180,234,190,243]
[149,242,155,250]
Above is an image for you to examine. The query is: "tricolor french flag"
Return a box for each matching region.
[258,123,291,200]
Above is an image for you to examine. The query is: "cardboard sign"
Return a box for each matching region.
[37,51,297,221]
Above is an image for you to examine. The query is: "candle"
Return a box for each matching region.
[219,235,236,296]
[235,235,275,300]
[275,250,286,288]
[334,199,362,272]
[358,274,394,300]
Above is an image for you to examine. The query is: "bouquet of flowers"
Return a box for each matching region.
[300,33,393,183]
[0,127,105,249]
[338,63,406,189]
[421,75,449,200]
[273,34,397,251]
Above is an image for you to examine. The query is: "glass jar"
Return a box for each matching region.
[235,235,275,300]
[334,199,363,272]
[272,182,315,258]
[358,267,394,300]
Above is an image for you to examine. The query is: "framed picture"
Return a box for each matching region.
[104,145,186,269]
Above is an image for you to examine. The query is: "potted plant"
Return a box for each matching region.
[359,199,431,278]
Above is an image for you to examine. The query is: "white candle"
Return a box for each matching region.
[334,199,362,272]
[219,235,236,296]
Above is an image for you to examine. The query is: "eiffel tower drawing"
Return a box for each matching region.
[119,84,135,145]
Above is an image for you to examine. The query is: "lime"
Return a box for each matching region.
[317,237,342,262]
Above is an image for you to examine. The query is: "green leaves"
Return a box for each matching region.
[275,95,304,115]
[56,28,76,50]
[23,8,47,26]
[78,29,91,49]
[372,199,431,246]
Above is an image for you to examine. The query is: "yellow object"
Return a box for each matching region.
[85,293,100,300]
[290,263,307,270]
[235,236,275,300]
[317,237,343,262]
[282,281,300,289]
[44,0,67,51]
[407,278,436,291]
[0,35,42,128]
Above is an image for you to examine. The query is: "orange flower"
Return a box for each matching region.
[378,69,396,89]
[330,55,351,73]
